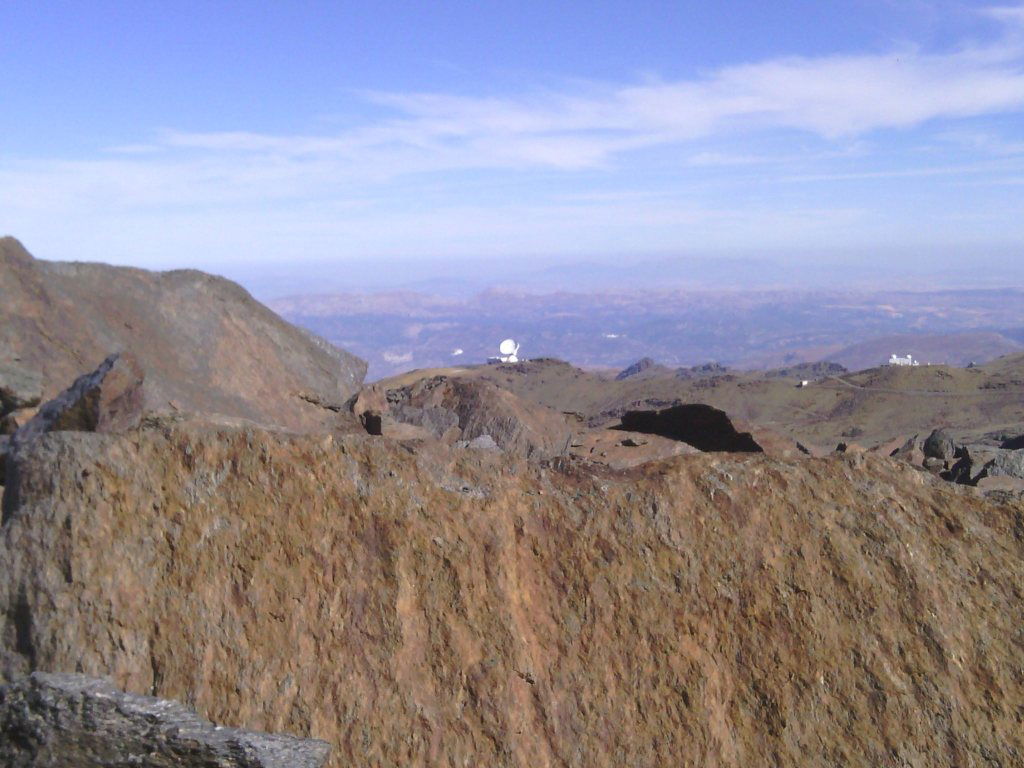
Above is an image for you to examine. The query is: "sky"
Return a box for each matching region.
[2,1,1023,290]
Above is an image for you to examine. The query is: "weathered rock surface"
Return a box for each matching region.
[619,403,763,453]
[1,422,1021,766]
[0,237,366,431]
[0,671,330,767]
[353,375,572,458]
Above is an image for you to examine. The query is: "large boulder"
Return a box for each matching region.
[353,375,572,458]
[923,428,957,461]
[618,403,763,453]
[0,672,330,767]
[0,425,1021,766]
[0,237,365,432]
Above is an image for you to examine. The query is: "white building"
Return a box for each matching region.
[888,353,919,367]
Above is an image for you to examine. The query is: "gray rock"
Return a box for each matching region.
[0,671,330,767]
[0,363,43,415]
[392,404,460,439]
[467,434,501,452]
[923,429,956,461]
[922,456,946,474]
[978,449,1024,482]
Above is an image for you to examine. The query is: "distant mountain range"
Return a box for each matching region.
[270,286,1024,380]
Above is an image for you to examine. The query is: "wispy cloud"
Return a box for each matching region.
[2,5,1024,264]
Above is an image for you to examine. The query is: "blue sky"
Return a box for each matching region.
[2,1,1023,284]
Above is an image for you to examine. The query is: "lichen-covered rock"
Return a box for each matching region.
[1,423,1021,766]
[0,671,330,767]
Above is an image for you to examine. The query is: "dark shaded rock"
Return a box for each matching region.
[1001,434,1024,450]
[618,404,763,453]
[615,358,655,380]
[945,444,1002,485]
[619,437,647,447]
[0,671,330,767]
[0,435,8,486]
[923,429,956,461]
[0,363,43,415]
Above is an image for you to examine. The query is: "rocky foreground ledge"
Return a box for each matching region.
[0,672,330,767]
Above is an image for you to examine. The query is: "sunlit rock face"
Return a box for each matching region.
[2,419,1022,767]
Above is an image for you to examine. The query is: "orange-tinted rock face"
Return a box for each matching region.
[2,423,1022,767]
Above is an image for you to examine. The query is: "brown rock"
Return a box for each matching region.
[1,424,1021,766]
[0,237,366,432]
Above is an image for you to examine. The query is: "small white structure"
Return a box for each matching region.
[451,348,464,357]
[888,353,920,367]
[488,338,521,364]
[797,380,810,388]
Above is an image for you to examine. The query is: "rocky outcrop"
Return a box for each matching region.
[0,237,366,432]
[618,403,763,453]
[4,421,1020,766]
[615,357,655,380]
[352,375,572,458]
[675,361,729,380]
[0,671,330,767]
